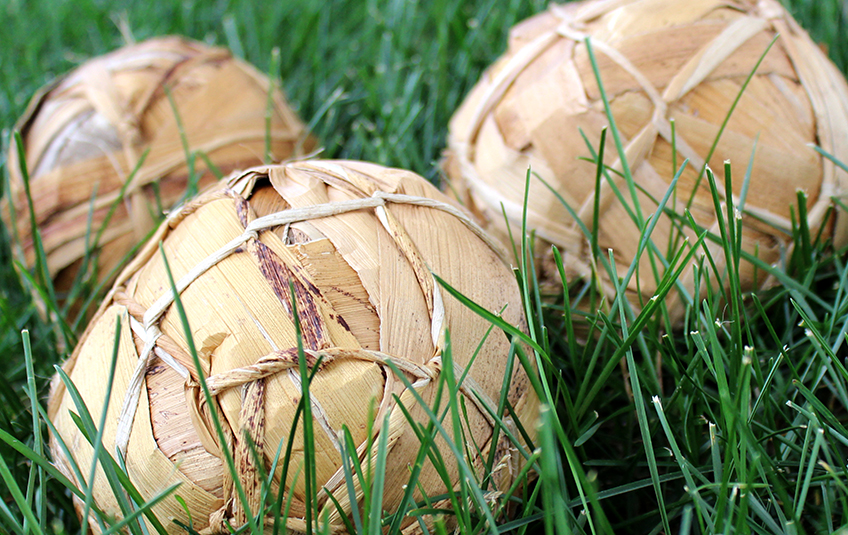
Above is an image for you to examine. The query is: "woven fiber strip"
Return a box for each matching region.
[47,160,540,534]
[2,36,315,304]
[444,0,848,324]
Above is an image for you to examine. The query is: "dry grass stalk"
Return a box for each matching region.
[47,160,539,534]
[444,0,848,322]
[2,36,314,297]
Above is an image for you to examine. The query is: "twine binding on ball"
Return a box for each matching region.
[112,170,507,457]
[49,161,537,534]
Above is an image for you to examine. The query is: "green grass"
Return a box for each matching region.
[2,0,848,534]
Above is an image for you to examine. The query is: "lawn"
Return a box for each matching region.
[1,0,848,533]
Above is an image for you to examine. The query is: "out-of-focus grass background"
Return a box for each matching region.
[2,0,848,533]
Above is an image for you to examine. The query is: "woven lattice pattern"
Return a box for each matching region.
[2,36,314,294]
[444,0,848,321]
[48,161,538,534]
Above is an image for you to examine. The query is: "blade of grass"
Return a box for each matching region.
[80,316,123,535]
[158,243,256,533]
[21,330,45,533]
[608,249,671,535]
[0,448,43,535]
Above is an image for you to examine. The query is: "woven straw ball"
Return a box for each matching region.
[2,36,313,294]
[48,161,539,534]
[444,0,848,322]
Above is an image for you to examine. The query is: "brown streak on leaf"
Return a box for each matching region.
[249,239,331,350]
[256,347,328,370]
[332,313,351,332]
[233,378,265,524]
[233,193,250,228]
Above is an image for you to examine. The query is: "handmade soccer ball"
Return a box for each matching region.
[444,0,848,322]
[47,161,539,533]
[2,36,313,295]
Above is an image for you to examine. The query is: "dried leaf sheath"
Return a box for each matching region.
[1,36,314,296]
[47,161,539,534]
[444,0,848,322]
